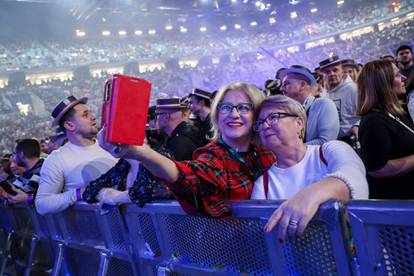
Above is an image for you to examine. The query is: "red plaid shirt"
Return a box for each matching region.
[162,142,275,219]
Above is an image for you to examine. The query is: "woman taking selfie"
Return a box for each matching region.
[357,60,414,199]
[97,82,275,218]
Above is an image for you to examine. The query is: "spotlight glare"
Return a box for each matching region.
[269,17,276,24]
[250,21,258,26]
[234,23,241,29]
[220,25,227,31]
[75,30,86,37]
[311,8,318,13]
[180,26,188,33]
[102,30,111,36]
[148,29,156,35]
[165,25,173,30]
[118,30,127,36]
[290,11,297,18]
[134,30,143,35]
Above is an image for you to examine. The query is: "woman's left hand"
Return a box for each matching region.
[264,189,320,241]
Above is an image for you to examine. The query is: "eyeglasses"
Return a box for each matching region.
[253,112,298,132]
[217,103,253,114]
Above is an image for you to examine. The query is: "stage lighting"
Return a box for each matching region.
[75,30,86,37]
[220,25,227,31]
[102,30,111,36]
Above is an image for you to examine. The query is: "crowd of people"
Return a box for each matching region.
[0,0,413,244]
[0,14,413,156]
[0,0,412,72]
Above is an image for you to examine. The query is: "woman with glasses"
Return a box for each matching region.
[251,95,368,240]
[357,60,414,199]
[97,82,275,218]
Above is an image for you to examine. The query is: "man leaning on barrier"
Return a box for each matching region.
[35,96,119,215]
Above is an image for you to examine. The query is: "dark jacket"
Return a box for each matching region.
[192,114,212,147]
[165,121,203,161]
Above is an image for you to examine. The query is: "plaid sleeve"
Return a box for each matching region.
[158,144,230,216]
[160,144,276,219]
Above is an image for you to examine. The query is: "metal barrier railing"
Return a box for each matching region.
[348,201,414,276]
[0,200,413,275]
[123,200,352,276]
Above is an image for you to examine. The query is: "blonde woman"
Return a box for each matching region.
[98,82,275,218]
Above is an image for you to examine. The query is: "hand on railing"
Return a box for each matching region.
[97,188,130,206]
[264,188,320,242]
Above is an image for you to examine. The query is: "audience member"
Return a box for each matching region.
[98,82,275,218]
[36,96,118,214]
[251,95,368,239]
[7,139,44,205]
[155,98,203,161]
[396,44,414,78]
[319,56,360,143]
[357,60,414,199]
[189,88,214,146]
[341,59,359,82]
[279,65,339,145]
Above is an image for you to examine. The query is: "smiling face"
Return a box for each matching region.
[217,89,254,149]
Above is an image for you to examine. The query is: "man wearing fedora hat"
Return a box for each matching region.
[189,88,213,146]
[36,96,118,215]
[280,65,339,145]
[319,56,359,143]
[156,98,202,161]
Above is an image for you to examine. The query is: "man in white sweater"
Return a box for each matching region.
[36,96,117,215]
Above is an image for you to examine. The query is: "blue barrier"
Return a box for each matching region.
[123,200,352,276]
[348,201,414,276]
[0,200,413,275]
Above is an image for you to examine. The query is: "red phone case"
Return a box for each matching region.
[101,74,151,145]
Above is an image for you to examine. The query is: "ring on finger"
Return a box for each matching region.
[288,219,299,228]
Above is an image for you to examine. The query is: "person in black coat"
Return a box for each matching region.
[156,98,203,161]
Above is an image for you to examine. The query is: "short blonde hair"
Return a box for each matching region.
[257,95,307,138]
[210,82,266,141]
